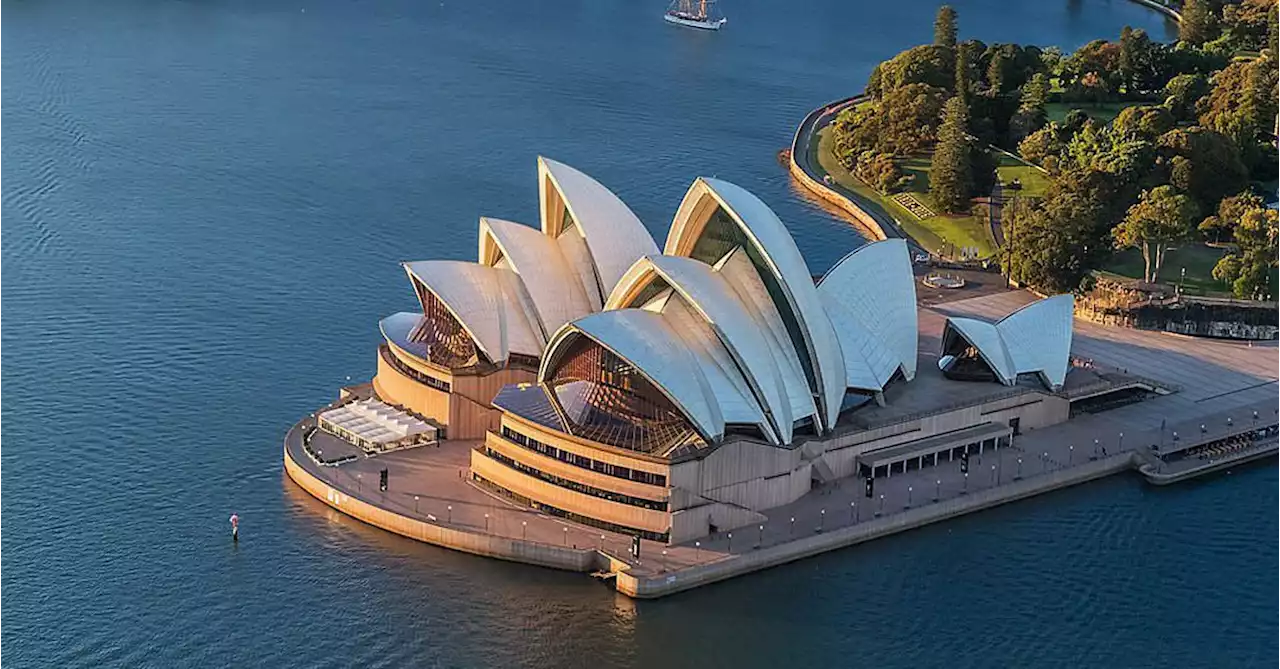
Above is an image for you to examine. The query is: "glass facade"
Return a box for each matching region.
[687,205,819,392]
[548,335,704,454]
[484,446,667,511]
[408,278,484,367]
[500,425,668,487]
[380,344,451,393]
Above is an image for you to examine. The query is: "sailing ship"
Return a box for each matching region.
[664,0,727,30]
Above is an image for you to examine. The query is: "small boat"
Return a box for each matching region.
[664,0,727,30]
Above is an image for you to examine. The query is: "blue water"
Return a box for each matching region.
[5,1,1272,667]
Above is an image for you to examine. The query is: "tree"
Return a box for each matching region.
[986,51,1007,95]
[1199,191,1266,243]
[879,83,948,154]
[875,45,954,94]
[935,5,958,50]
[954,44,971,99]
[1008,73,1050,143]
[1180,0,1219,47]
[1162,73,1209,122]
[1112,105,1173,140]
[1212,207,1279,299]
[930,96,973,213]
[1018,123,1066,166]
[1156,127,1249,214]
[1199,58,1279,174]
[854,151,912,193]
[1113,186,1201,283]
[1000,192,1106,293]
[1269,2,1280,58]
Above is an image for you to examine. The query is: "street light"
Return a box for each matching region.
[357,473,362,492]
[728,532,733,551]
[600,534,606,550]
[563,527,568,545]
[758,524,764,548]
[818,509,825,532]
[1118,432,1124,451]
[935,479,941,501]
[1068,445,1074,465]
[962,472,969,494]
[522,520,527,540]
[850,501,856,523]
[907,486,914,508]
[878,493,885,515]
[484,513,490,532]
[1043,451,1049,472]
[414,495,420,514]
[661,549,668,572]
[695,540,701,561]
[790,517,796,538]
[990,464,996,485]
[447,505,452,523]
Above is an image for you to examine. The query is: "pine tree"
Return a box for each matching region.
[986,52,1006,95]
[1118,26,1136,92]
[1179,0,1217,46]
[934,5,958,50]
[954,45,971,99]
[930,96,973,214]
[1264,1,1274,59]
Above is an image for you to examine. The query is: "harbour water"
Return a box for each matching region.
[4,1,1273,667]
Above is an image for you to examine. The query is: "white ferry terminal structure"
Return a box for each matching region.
[284,157,1278,597]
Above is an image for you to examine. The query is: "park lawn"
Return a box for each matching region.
[815,127,997,257]
[816,128,948,253]
[994,152,1050,198]
[1045,101,1137,124]
[1104,243,1231,296]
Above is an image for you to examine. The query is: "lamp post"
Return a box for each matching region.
[907,486,914,508]
[962,472,969,494]
[695,540,701,561]
[414,495,420,514]
[878,493,885,515]
[1093,438,1100,460]
[758,524,764,549]
[935,479,941,502]
[563,527,568,545]
[728,532,733,551]
[850,501,856,523]
[484,513,490,532]
[447,505,452,524]
[1119,432,1125,451]
[818,509,825,532]
[600,534,606,551]
[661,549,668,572]
[1179,267,1186,295]
[790,517,795,538]
[1016,457,1022,480]
[1068,445,1074,465]
[1043,451,1049,472]
[357,473,362,492]
[522,521,527,540]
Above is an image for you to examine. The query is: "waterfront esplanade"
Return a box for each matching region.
[363,157,1078,544]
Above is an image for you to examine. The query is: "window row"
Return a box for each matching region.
[484,447,668,511]
[472,473,670,543]
[500,426,668,487]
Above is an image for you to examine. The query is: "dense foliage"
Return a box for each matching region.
[829,1,1278,298]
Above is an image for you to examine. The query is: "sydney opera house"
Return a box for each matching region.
[363,157,1074,544]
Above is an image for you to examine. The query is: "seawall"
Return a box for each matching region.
[616,452,1137,598]
[787,95,896,242]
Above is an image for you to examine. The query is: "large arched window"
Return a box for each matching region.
[409,279,482,368]
[547,335,704,454]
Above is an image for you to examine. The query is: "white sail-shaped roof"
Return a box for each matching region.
[402,260,544,363]
[941,295,1074,390]
[817,239,919,392]
[478,217,593,338]
[664,177,846,432]
[537,157,659,302]
[996,294,1074,389]
[540,310,731,443]
[607,253,815,444]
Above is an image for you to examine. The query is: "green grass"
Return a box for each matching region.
[814,127,997,258]
[994,152,1050,198]
[1104,244,1231,296]
[1045,101,1137,124]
